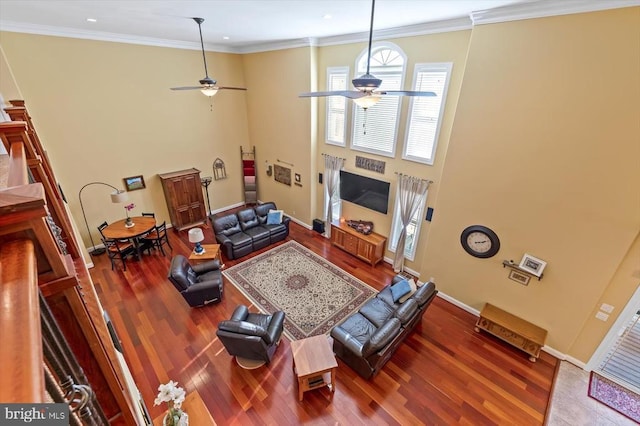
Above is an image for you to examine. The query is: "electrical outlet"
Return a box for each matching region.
[600,303,614,313]
[595,311,609,321]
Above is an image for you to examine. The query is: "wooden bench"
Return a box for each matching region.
[475,303,547,362]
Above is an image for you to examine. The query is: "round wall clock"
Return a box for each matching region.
[460,225,500,258]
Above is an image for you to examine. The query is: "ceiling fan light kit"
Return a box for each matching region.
[353,95,381,109]
[299,0,435,108]
[170,17,246,98]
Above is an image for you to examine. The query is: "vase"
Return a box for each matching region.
[125,217,134,228]
[162,411,188,426]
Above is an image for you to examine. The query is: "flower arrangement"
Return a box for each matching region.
[124,203,135,218]
[154,380,187,426]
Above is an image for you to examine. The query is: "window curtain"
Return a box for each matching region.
[393,174,430,272]
[323,154,344,239]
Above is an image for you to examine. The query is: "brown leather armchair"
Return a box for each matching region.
[167,255,223,307]
[217,305,286,365]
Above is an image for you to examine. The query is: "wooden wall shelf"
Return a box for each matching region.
[502,260,543,280]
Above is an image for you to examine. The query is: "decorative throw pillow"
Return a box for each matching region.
[398,278,417,303]
[390,279,412,303]
[267,209,283,225]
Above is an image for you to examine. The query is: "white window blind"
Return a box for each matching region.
[351,45,406,157]
[326,67,348,146]
[404,63,452,165]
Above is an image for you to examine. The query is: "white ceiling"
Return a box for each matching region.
[0,0,637,53]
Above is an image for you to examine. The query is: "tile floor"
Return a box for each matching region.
[547,361,638,425]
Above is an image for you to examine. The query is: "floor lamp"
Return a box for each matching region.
[79,182,128,256]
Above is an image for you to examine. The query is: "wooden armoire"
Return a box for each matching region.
[158,168,207,231]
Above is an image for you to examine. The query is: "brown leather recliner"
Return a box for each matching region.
[167,255,223,307]
[216,305,286,364]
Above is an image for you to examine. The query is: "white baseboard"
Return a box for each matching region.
[563,355,587,370]
[436,290,480,316]
[208,201,245,216]
[289,216,312,229]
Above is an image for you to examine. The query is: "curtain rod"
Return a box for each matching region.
[321,153,346,160]
[394,172,433,184]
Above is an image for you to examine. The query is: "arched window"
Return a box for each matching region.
[351,43,406,157]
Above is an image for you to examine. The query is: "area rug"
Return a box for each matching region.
[588,372,640,422]
[222,241,377,341]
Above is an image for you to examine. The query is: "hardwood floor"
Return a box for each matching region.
[91,219,558,425]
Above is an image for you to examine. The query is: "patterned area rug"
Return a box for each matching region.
[588,372,640,422]
[222,241,376,341]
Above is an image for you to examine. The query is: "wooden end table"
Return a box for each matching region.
[188,244,224,267]
[291,334,338,401]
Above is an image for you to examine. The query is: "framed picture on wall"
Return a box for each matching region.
[508,269,530,286]
[519,253,546,277]
[123,175,146,191]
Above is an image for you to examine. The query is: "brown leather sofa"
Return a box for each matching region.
[330,276,437,379]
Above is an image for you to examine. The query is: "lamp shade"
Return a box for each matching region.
[110,190,128,203]
[353,95,381,109]
[188,228,205,243]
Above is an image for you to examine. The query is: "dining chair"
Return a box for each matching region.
[142,221,172,256]
[102,238,136,271]
[98,220,129,244]
[142,212,155,218]
[97,221,109,239]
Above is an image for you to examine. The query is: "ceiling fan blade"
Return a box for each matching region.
[218,86,247,91]
[170,86,202,91]
[378,90,437,97]
[299,90,366,99]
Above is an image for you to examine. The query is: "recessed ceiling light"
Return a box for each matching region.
[223,36,229,40]
[323,14,332,20]
[87,18,97,23]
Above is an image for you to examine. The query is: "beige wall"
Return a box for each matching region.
[0,45,22,101]
[0,32,249,248]
[314,30,471,268]
[242,47,314,224]
[569,232,640,362]
[423,8,640,357]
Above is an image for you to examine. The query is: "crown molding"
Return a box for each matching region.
[237,17,471,54]
[0,20,235,53]
[234,37,318,54]
[471,0,640,25]
[316,17,472,48]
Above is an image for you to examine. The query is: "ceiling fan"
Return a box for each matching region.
[299,0,435,109]
[170,17,247,97]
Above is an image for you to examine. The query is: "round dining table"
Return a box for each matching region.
[102,216,156,259]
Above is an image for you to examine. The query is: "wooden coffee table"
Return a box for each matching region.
[188,244,223,267]
[291,334,338,401]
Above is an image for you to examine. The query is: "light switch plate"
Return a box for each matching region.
[600,303,614,313]
[596,311,609,321]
